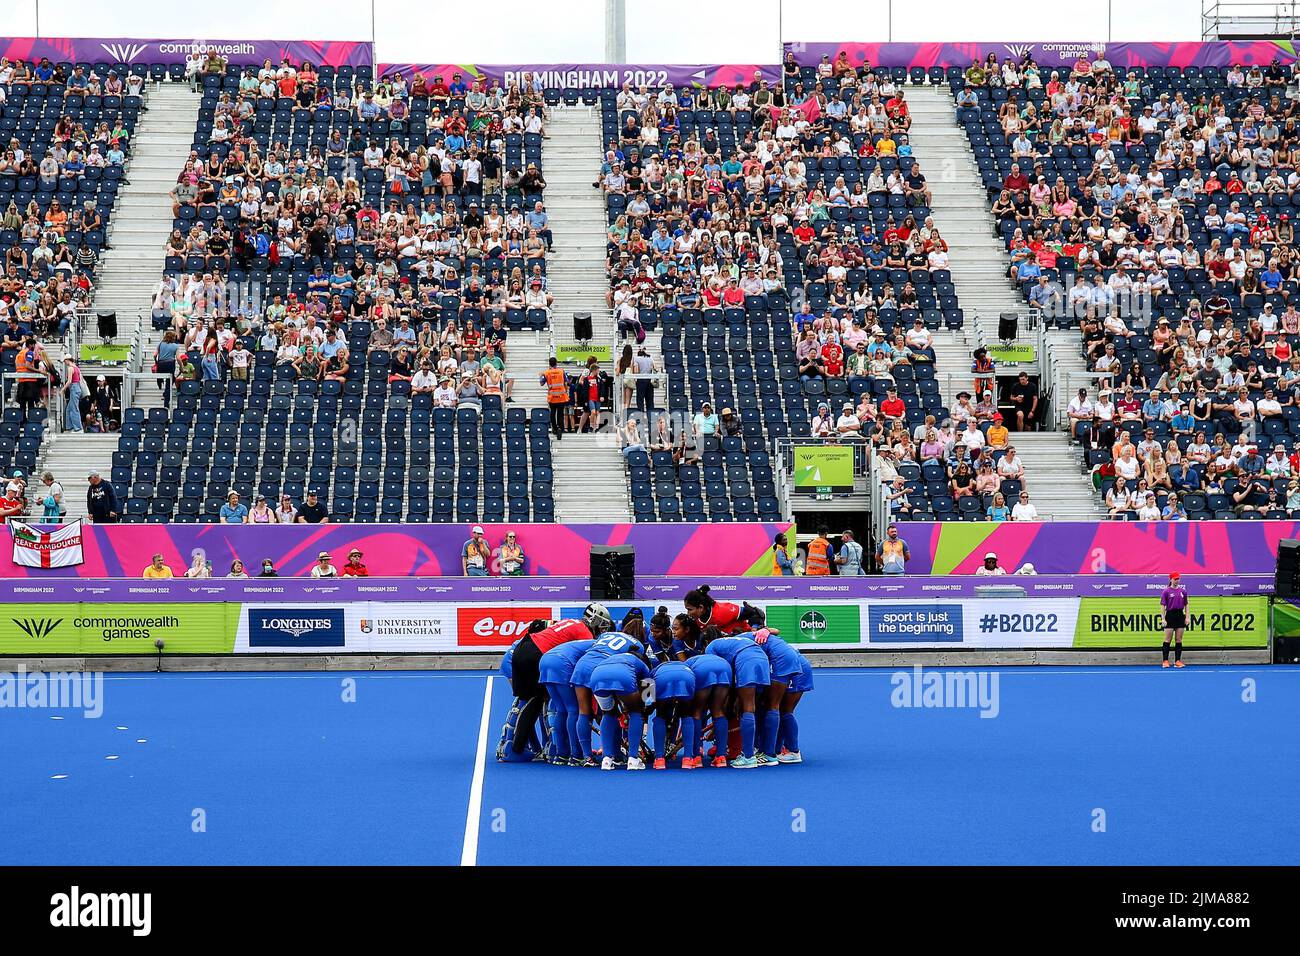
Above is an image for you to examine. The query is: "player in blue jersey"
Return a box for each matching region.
[587,652,652,770]
[646,607,675,663]
[671,612,707,660]
[683,641,733,768]
[570,630,647,766]
[777,653,814,763]
[649,659,696,769]
[703,632,770,769]
[538,638,596,766]
[751,627,805,767]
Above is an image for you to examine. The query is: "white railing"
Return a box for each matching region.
[867,445,889,541]
[2,371,62,433]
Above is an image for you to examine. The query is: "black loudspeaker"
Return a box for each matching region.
[1275,635,1300,664]
[97,311,118,341]
[590,545,635,601]
[998,312,1019,342]
[1276,538,1300,597]
[573,312,593,341]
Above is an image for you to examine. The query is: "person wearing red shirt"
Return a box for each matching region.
[1004,164,1030,192]
[821,337,845,377]
[792,221,816,245]
[505,604,614,758]
[683,585,761,635]
[721,278,745,307]
[880,387,906,419]
[339,548,369,576]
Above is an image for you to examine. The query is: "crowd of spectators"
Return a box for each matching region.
[0,56,138,430]
[153,59,560,418]
[958,50,1300,517]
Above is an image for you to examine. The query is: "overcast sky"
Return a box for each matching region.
[1,0,1204,63]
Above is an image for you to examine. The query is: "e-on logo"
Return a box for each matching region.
[798,610,827,638]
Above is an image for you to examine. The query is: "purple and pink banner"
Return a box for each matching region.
[785,40,1300,71]
[0,37,373,68]
[0,573,1268,605]
[0,518,1290,580]
[908,520,1300,576]
[376,62,780,89]
[0,521,791,580]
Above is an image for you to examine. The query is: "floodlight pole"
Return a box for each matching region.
[605,0,626,64]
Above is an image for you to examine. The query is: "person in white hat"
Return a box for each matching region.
[463,525,492,576]
[976,552,1006,575]
[310,550,339,578]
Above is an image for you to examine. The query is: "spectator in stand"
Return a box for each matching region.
[340,548,369,577]
[295,490,329,524]
[183,554,212,578]
[274,494,297,524]
[38,471,63,520]
[0,486,24,519]
[986,492,1012,521]
[1006,371,1039,431]
[1011,491,1039,521]
[85,470,118,523]
[692,401,719,443]
[142,553,174,578]
[219,491,249,524]
[311,551,339,578]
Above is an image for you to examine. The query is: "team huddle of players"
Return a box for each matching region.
[498,585,813,770]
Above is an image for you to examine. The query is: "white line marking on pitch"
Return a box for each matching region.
[461,675,494,868]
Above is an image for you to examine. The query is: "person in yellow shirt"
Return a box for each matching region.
[986,412,1010,450]
[875,134,897,156]
[142,553,174,578]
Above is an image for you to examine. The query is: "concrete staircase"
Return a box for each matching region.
[550,433,633,522]
[92,81,201,411]
[1009,432,1107,520]
[545,107,615,347]
[536,106,632,523]
[30,434,120,521]
[906,86,1026,323]
[906,85,1103,520]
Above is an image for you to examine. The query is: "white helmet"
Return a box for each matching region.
[582,602,614,635]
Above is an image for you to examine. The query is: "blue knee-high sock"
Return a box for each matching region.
[575,714,593,759]
[599,713,619,761]
[779,712,799,753]
[653,716,668,758]
[627,712,645,760]
[740,711,756,758]
[565,712,582,759]
[682,717,697,759]
[712,716,728,759]
[548,709,569,758]
[761,708,780,756]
